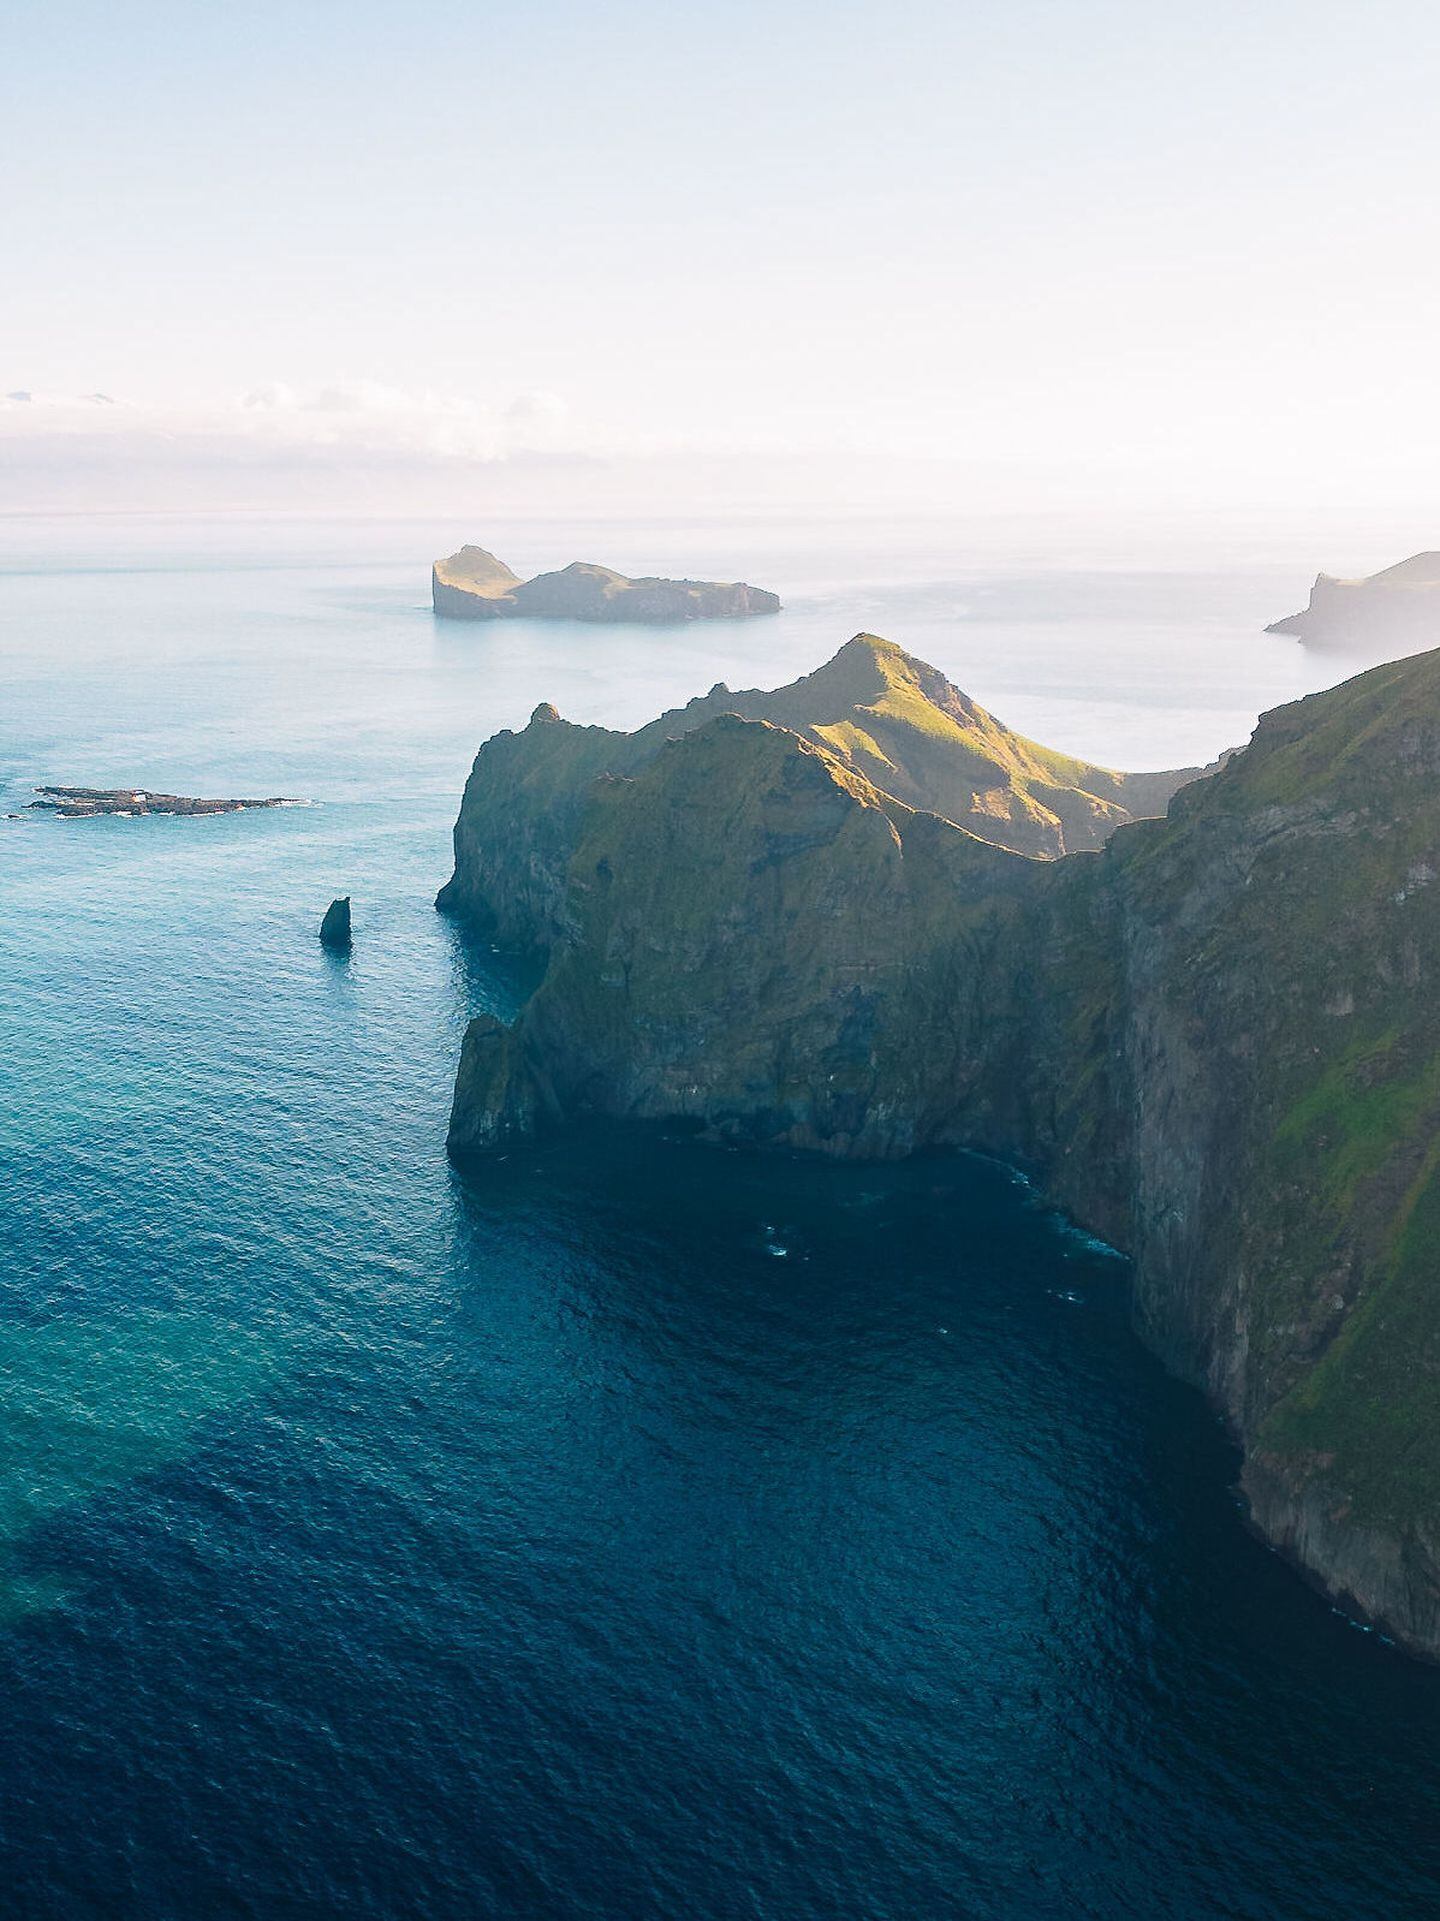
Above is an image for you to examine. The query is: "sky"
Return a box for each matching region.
[6,0,1440,534]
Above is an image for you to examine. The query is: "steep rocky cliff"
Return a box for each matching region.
[431,545,780,622]
[441,638,1440,1658]
[448,717,1047,1157]
[1268,552,1440,655]
[1095,656,1440,1656]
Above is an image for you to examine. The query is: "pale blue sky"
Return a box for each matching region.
[7,0,1440,520]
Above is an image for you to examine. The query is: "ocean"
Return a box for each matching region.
[3,515,1438,1918]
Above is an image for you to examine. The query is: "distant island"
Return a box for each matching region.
[431,544,781,623]
[1267,552,1440,653]
[26,787,297,818]
[437,628,1440,1662]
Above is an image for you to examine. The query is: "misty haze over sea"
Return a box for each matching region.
[1,509,1382,770]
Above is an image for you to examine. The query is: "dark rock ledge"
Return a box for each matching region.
[25,786,300,818]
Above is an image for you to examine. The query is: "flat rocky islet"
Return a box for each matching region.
[24,786,298,818]
[431,543,781,622]
[439,626,1440,1661]
[1268,550,1440,653]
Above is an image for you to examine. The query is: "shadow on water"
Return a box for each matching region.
[438,905,543,1023]
[439,1124,1440,1916]
[0,1309,288,1622]
[5,1126,1440,1915]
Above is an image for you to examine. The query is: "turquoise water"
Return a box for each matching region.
[4,523,1439,1917]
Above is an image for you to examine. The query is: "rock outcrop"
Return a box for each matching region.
[439,635,1440,1660]
[431,545,780,623]
[319,896,352,950]
[1268,552,1440,654]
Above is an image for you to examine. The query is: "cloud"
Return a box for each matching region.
[232,378,573,458]
[231,378,499,456]
[1,389,123,411]
[0,378,581,469]
[502,390,569,450]
[238,380,299,411]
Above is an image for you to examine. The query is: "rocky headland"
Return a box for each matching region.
[1268,552,1440,655]
[438,631,1440,1660]
[431,544,781,623]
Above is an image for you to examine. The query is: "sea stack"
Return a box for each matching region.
[319,897,352,951]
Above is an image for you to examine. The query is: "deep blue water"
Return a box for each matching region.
[4,523,1440,1918]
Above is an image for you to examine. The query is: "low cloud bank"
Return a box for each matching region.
[2,379,572,465]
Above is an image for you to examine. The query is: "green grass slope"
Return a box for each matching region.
[438,633,1205,959]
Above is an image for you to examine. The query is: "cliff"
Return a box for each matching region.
[431,545,781,623]
[1096,655,1440,1656]
[440,637,1440,1658]
[1267,552,1440,655]
[448,717,1047,1157]
[434,634,1203,953]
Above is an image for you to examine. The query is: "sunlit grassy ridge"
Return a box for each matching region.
[439,634,1204,958]
[438,633,1202,966]
[638,634,1199,858]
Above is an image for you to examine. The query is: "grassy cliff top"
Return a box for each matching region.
[1177,645,1440,815]
[456,631,1205,865]
[628,632,1201,857]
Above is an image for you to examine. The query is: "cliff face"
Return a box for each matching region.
[441,638,1440,1658]
[1094,658,1440,1654]
[431,546,781,622]
[448,717,1046,1157]
[435,704,629,952]
[1268,552,1440,654]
